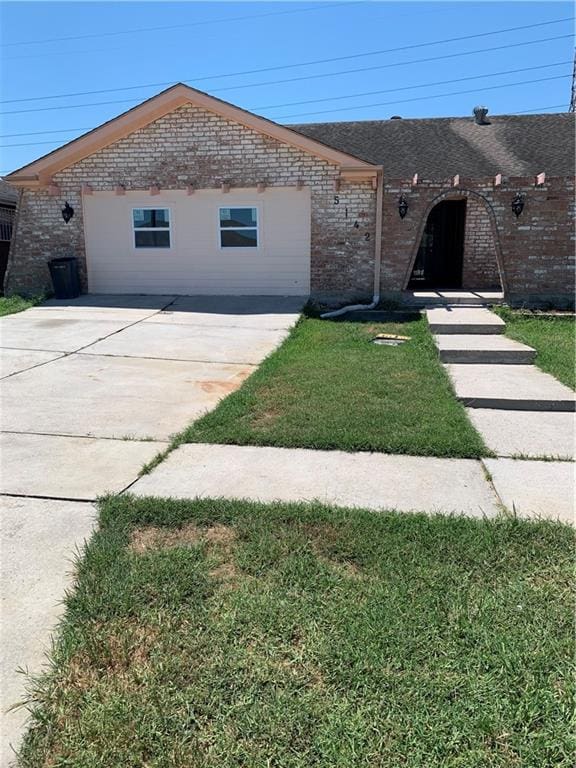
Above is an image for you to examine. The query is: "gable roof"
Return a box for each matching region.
[290,113,575,178]
[6,83,377,185]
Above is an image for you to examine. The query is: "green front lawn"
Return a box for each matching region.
[182,316,488,458]
[496,308,575,390]
[19,496,574,767]
[0,295,43,316]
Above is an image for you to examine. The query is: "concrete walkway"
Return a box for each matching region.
[0,294,302,761]
[132,443,501,517]
[130,443,574,524]
[426,307,575,451]
[427,306,574,515]
[427,307,575,409]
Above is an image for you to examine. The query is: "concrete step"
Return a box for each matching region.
[435,334,536,364]
[426,307,505,335]
[405,290,504,308]
[446,363,576,411]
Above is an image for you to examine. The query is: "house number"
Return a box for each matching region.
[332,197,370,240]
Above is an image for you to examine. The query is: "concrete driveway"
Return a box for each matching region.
[0,294,302,763]
[1,294,302,497]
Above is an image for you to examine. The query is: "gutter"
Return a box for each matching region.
[321,165,384,319]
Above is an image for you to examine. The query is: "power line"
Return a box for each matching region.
[3,45,126,63]
[0,2,357,48]
[1,139,76,148]
[0,127,92,139]
[275,74,571,120]
[1,60,568,129]
[1,4,442,62]
[0,96,140,117]
[0,72,570,147]
[1,17,572,105]
[513,104,568,113]
[256,61,571,111]
[211,34,574,96]
[0,33,571,117]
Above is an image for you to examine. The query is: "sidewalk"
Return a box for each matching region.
[131,443,574,523]
[1,498,95,767]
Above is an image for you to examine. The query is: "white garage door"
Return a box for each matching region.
[83,187,311,295]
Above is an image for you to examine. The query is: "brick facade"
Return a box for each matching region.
[5,103,377,299]
[380,177,575,307]
[5,103,574,307]
[461,196,501,290]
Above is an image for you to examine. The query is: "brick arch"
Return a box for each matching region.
[401,187,507,293]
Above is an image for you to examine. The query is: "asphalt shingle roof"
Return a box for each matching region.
[290,113,575,178]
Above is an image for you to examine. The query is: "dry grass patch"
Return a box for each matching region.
[301,521,341,545]
[208,560,246,588]
[130,523,246,589]
[321,556,364,579]
[65,619,162,689]
[251,407,282,428]
[300,522,364,578]
[130,522,236,553]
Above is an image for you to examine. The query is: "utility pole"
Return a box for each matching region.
[570,50,576,113]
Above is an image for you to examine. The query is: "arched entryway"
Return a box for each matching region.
[409,200,466,288]
[408,194,503,291]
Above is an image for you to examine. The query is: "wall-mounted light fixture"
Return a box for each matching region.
[398,194,409,219]
[61,201,74,223]
[511,193,525,218]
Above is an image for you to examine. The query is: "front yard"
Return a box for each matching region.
[495,308,575,390]
[19,495,574,767]
[182,315,488,458]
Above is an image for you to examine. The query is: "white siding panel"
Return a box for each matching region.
[83,188,311,295]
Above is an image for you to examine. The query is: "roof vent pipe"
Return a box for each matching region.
[473,106,490,125]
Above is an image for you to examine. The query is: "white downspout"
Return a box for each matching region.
[321,166,384,319]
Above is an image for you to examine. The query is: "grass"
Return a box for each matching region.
[18,495,574,767]
[495,308,575,390]
[0,295,43,316]
[181,316,489,458]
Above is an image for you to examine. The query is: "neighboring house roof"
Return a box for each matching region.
[290,113,575,178]
[0,179,18,207]
[5,83,377,186]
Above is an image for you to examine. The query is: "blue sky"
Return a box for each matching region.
[0,1,573,174]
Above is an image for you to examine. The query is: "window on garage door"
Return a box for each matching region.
[132,208,171,248]
[219,207,258,248]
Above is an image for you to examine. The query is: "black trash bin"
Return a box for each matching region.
[48,257,80,299]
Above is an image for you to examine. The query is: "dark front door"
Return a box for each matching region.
[409,200,467,288]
